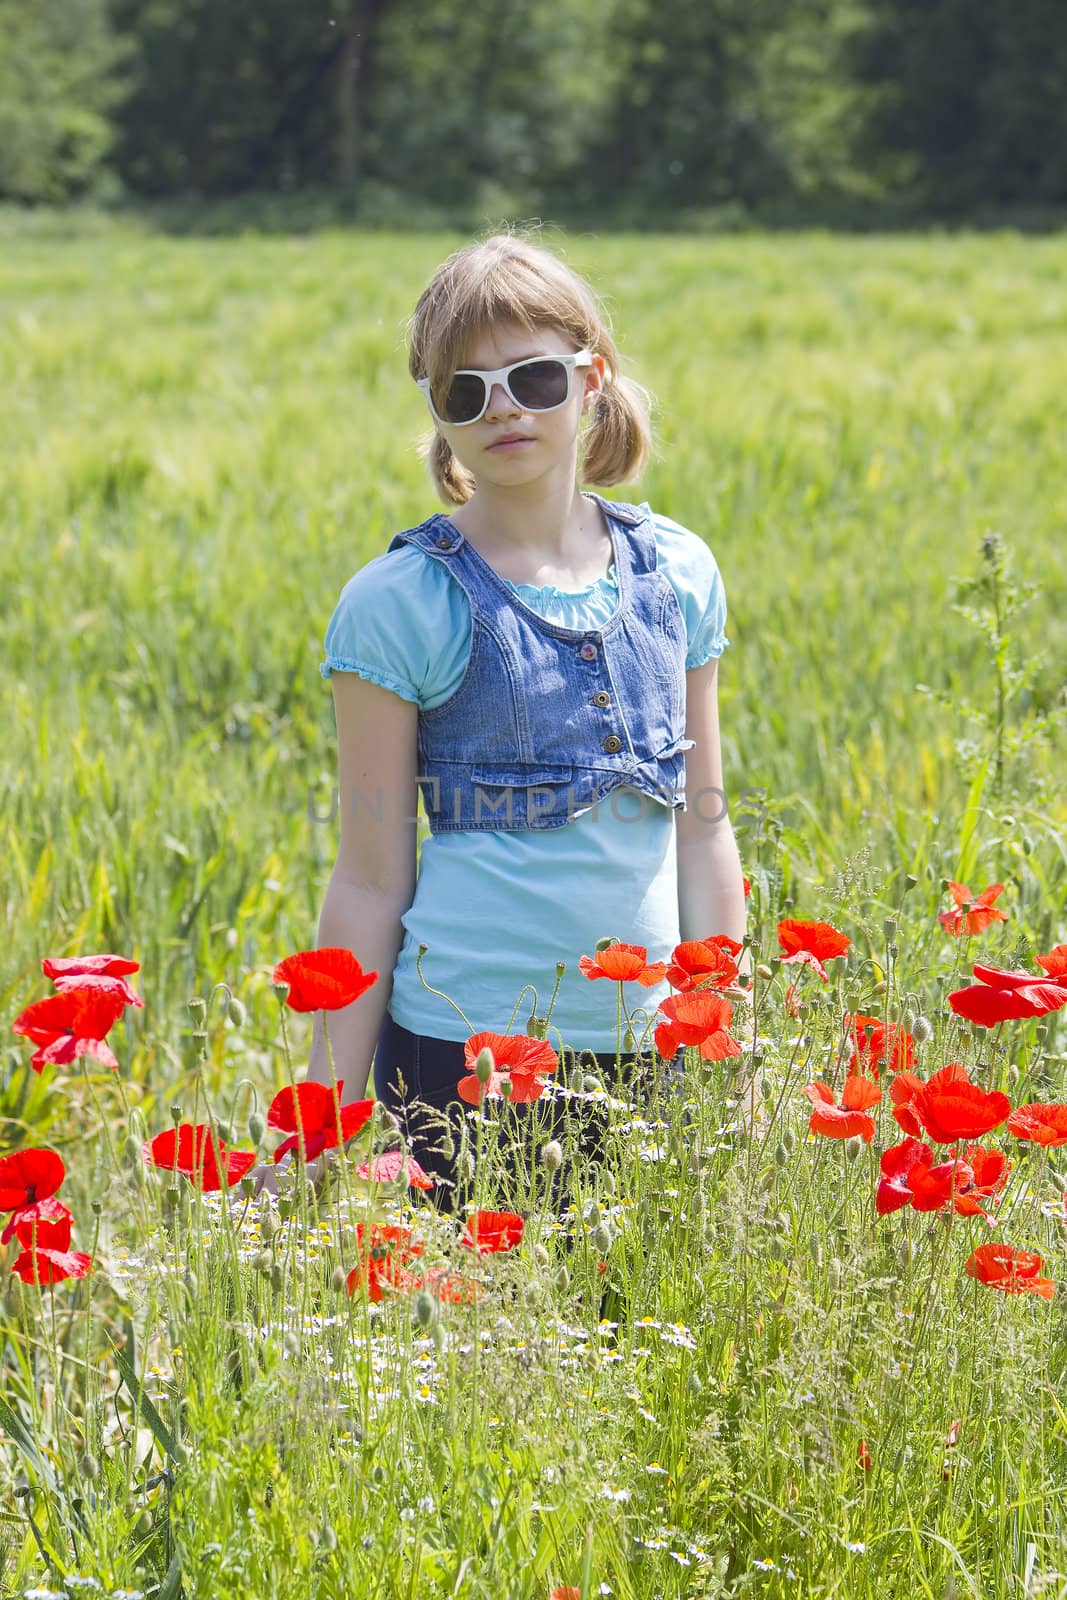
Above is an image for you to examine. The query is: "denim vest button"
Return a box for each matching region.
[579,641,598,661]
[592,690,611,708]
[435,535,455,550]
[602,734,622,754]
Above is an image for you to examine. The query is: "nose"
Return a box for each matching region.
[484,380,519,419]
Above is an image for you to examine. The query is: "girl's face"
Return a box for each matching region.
[432,320,605,490]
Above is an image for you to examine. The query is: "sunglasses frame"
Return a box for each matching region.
[416,349,594,426]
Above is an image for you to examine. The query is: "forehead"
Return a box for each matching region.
[457,319,577,370]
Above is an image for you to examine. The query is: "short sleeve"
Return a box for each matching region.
[319,544,472,709]
[648,509,730,668]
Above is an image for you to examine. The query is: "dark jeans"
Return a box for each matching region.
[373,1012,676,1212]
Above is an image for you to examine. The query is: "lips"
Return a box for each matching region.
[488,433,532,448]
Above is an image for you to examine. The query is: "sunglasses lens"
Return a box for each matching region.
[509,359,569,411]
[440,373,488,424]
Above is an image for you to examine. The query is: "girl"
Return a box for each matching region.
[305,232,747,1204]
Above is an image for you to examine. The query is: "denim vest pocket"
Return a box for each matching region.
[470,764,577,828]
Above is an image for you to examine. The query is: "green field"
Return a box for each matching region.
[1,215,1066,1598]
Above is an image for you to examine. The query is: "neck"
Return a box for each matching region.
[449,461,591,556]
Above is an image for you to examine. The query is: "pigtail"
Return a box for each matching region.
[426,430,477,506]
[581,369,652,488]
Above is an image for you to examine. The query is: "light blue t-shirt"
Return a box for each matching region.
[320,506,729,1051]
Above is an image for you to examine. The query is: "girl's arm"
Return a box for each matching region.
[675,658,749,960]
[303,672,419,1100]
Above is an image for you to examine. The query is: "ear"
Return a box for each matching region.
[581,353,607,413]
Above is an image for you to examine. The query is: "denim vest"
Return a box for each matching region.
[387,493,693,833]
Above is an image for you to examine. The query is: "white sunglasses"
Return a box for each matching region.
[416,349,594,426]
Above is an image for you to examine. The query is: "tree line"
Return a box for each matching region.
[2,0,1065,223]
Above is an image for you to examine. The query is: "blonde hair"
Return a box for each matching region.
[408,231,652,506]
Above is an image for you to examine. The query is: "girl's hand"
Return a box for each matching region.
[249,1152,333,1199]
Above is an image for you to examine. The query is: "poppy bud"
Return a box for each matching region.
[183,1270,198,1297]
[277,1197,294,1220]
[595,936,618,951]
[903,874,918,891]
[475,1047,495,1083]
[911,1016,933,1045]
[499,1076,514,1100]
[170,1103,183,1124]
[216,1122,233,1145]
[1008,1063,1021,1085]
[227,997,246,1027]
[283,1331,300,1359]
[556,961,566,976]
[317,1521,338,1554]
[873,980,887,996]
[845,1135,864,1163]
[782,1127,796,1152]
[736,972,751,988]
[897,1238,916,1270]
[330,1265,347,1293]
[122,1133,142,1169]
[270,1263,284,1292]
[553,1264,570,1291]
[774,1143,789,1168]
[623,1027,636,1051]
[248,1112,266,1146]
[527,1014,548,1039]
[756,963,773,980]
[187,997,206,1021]
[271,980,290,1002]
[686,1372,703,1398]
[585,1202,602,1229]
[253,1250,273,1273]
[883,918,897,939]
[78,1452,100,1482]
[592,1223,613,1254]
[533,1243,550,1266]
[582,1075,603,1095]
[539,1140,563,1172]
[240,1175,256,1197]
[259,1209,279,1242]
[414,1290,437,1328]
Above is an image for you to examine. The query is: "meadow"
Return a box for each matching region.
[1,210,1066,1598]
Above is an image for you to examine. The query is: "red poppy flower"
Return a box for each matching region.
[421,1267,484,1304]
[2,1196,74,1250]
[272,948,378,1012]
[347,1222,424,1300]
[959,1143,1011,1198]
[965,1242,1055,1298]
[784,981,802,1018]
[890,1065,970,1136]
[803,1074,881,1141]
[938,881,1008,938]
[579,943,667,985]
[858,1440,872,1471]
[355,1150,434,1190]
[461,1210,524,1253]
[908,1156,975,1213]
[877,1136,935,1214]
[655,990,742,1061]
[1036,944,1067,981]
[551,1589,582,1600]
[845,1013,915,1077]
[743,876,751,899]
[1006,1103,1067,1147]
[12,988,127,1072]
[12,1247,93,1286]
[41,953,139,979]
[948,960,1067,1027]
[0,1148,65,1213]
[776,920,850,983]
[267,1082,375,1163]
[143,1124,257,1190]
[52,972,143,1009]
[457,1032,558,1106]
[665,939,739,992]
[906,1065,1011,1144]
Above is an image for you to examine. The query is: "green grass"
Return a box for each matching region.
[1,213,1066,1597]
